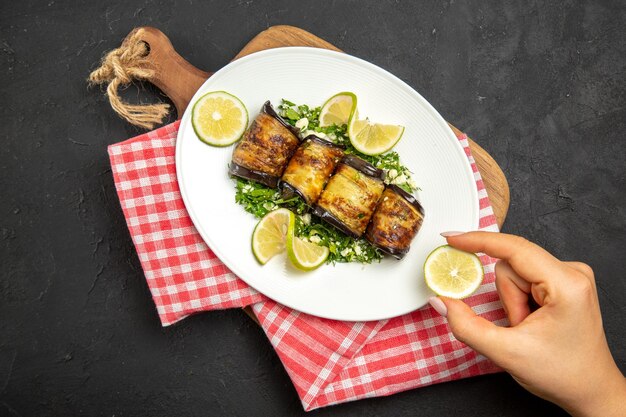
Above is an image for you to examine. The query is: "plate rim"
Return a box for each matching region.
[175,46,479,321]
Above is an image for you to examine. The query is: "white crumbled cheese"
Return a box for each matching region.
[262,202,275,211]
[302,129,327,139]
[295,118,309,131]
[309,235,321,244]
[387,169,398,179]
[408,178,418,190]
[340,248,353,257]
[354,245,363,256]
[327,132,337,141]
[300,213,311,225]
[393,174,407,185]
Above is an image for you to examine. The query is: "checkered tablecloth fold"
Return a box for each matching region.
[108,122,506,410]
[109,121,266,325]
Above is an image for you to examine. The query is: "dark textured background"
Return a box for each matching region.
[1,0,625,416]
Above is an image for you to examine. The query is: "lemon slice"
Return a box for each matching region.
[251,208,294,264]
[319,92,357,127]
[348,117,404,155]
[287,229,329,271]
[192,91,248,146]
[424,245,484,299]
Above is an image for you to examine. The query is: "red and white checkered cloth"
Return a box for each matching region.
[109,120,507,411]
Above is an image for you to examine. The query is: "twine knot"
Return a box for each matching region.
[88,29,170,129]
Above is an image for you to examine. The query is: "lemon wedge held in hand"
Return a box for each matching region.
[192,91,248,146]
[424,245,484,299]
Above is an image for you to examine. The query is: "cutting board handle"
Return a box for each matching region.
[126,25,344,118]
[127,27,211,117]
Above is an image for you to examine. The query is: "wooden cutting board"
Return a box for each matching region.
[116,26,510,323]
[128,26,510,228]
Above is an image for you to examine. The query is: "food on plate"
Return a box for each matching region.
[287,225,330,271]
[348,116,405,156]
[319,92,357,127]
[314,155,385,238]
[280,135,345,206]
[424,245,484,299]
[189,88,425,267]
[192,91,248,146]
[234,96,421,265]
[251,208,295,264]
[365,185,425,259]
[229,101,301,188]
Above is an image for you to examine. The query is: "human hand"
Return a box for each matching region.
[427,231,626,417]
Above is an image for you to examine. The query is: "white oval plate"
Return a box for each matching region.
[176,47,478,321]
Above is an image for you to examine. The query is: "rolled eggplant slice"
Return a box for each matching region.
[365,184,425,259]
[229,101,300,188]
[280,135,344,205]
[314,155,385,238]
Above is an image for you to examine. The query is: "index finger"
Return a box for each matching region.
[443,231,568,284]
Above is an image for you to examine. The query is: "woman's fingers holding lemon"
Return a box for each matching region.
[495,260,532,326]
[436,297,515,366]
[442,231,569,286]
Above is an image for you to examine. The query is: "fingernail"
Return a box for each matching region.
[428,297,448,317]
[440,231,465,237]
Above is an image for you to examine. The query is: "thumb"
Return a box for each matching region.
[430,297,511,364]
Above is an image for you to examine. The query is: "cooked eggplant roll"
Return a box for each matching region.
[229,101,301,188]
[365,185,425,259]
[313,155,385,238]
[280,135,344,205]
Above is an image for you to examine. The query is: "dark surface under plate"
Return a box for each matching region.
[1,1,625,416]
